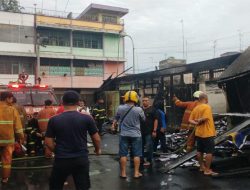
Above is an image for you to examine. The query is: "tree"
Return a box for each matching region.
[0,0,23,12]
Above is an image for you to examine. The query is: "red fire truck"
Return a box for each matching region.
[0,73,59,119]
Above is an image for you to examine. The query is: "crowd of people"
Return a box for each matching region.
[111,90,217,178]
[0,88,218,189]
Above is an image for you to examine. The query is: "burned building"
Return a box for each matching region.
[219,47,250,113]
[98,53,240,126]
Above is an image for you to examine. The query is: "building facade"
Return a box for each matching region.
[0,3,128,102]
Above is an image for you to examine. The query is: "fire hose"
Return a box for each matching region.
[0,153,118,170]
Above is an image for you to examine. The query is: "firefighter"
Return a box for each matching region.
[173,90,203,152]
[38,99,56,158]
[11,97,27,157]
[26,112,43,155]
[92,98,106,135]
[12,97,27,129]
[0,92,24,184]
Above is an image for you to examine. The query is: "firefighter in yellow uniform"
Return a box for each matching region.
[12,97,27,129]
[38,99,56,158]
[0,92,24,184]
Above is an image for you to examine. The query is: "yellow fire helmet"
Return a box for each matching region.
[193,91,204,98]
[124,90,139,103]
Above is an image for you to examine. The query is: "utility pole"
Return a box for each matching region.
[180,19,185,59]
[185,40,188,62]
[213,40,217,58]
[238,30,242,52]
[36,33,40,84]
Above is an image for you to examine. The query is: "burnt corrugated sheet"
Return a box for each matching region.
[219,47,250,81]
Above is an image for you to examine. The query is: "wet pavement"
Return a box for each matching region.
[1,133,250,190]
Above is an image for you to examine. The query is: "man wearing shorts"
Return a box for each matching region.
[189,93,218,176]
[112,90,145,179]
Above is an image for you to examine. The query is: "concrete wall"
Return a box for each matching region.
[73,48,103,57]
[0,11,34,26]
[36,15,123,32]
[104,61,124,79]
[0,42,34,53]
[40,75,103,88]
[0,74,35,85]
[104,34,124,58]
[0,12,35,53]
[205,83,227,113]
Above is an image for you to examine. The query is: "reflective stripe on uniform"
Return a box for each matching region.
[0,139,15,144]
[16,128,23,133]
[25,127,32,130]
[2,164,11,169]
[99,117,106,119]
[0,121,14,124]
[38,119,49,122]
[185,110,192,113]
[97,109,105,112]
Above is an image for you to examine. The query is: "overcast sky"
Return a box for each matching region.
[19,0,250,73]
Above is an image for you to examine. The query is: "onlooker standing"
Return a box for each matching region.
[78,99,90,114]
[189,93,218,176]
[0,92,24,183]
[45,91,101,190]
[141,97,158,166]
[153,100,167,153]
[112,91,145,178]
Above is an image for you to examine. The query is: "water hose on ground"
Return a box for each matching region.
[0,153,118,170]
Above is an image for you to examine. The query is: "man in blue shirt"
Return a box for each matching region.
[45,91,101,190]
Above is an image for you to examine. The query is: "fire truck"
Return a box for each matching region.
[0,73,59,119]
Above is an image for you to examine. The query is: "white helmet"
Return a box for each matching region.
[193,91,203,98]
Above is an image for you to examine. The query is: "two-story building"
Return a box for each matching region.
[0,3,128,102]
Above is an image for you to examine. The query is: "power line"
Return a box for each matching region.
[64,0,70,12]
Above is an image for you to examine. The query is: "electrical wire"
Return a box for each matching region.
[64,0,70,12]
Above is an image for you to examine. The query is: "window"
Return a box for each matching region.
[73,32,103,49]
[73,60,103,76]
[102,15,117,24]
[0,57,34,75]
[40,59,70,76]
[38,29,70,47]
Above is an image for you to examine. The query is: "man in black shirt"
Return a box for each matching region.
[45,91,101,190]
[141,97,158,166]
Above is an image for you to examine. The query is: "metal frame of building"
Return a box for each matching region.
[98,53,241,126]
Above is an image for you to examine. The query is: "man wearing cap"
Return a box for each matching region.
[173,91,203,151]
[45,91,101,190]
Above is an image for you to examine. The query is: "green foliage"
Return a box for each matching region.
[0,0,23,12]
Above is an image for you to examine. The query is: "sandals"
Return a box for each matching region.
[204,170,219,176]
[134,173,143,179]
[143,161,151,167]
[1,178,9,184]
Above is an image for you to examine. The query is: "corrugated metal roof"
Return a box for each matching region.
[219,47,250,81]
